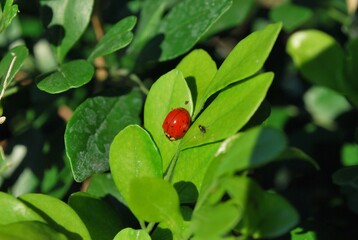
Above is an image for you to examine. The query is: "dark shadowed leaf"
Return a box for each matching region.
[88,16,136,62]
[36,60,94,94]
[65,89,142,182]
[40,0,94,62]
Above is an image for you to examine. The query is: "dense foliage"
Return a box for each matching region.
[0,0,357,239]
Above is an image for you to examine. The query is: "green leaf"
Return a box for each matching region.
[204,0,255,38]
[144,69,193,171]
[181,72,274,149]
[341,143,358,166]
[40,0,94,62]
[68,192,124,240]
[0,192,45,224]
[171,142,221,203]
[36,60,94,94]
[19,193,91,240]
[332,165,358,189]
[86,174,139,228]
[276,147,319,170]
[0,221,67,240]
[346,38,358,91]
[0,0,18,33]
[109,125,162,203]
[113,228,151,240]
[225,177,299,238]
[86,173,123,202]
[0,45,28,91]
[176,49,217,118]
[269,3,313,32]
[127,177,184,236]
[124,0,167,68]
[291,227,317,240]
[215,127,287,177]
[88,16,136,62]
[158,0,232,61]
[266,106,296,129]
[197,127,287,207]
[65,89,142,182]
[303,86,351,128]
[199,22,282,110]
[190,201,241,238]
[286,30,346,92]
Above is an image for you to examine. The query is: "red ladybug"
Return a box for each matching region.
[162,108,191,141]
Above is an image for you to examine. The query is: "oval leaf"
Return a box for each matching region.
[36,60,94,94]
[144,69,193,171]
[0,192,45,224]
[109,125,162,203]
[65,89,142,182]
[215,127,287,177]
[88,16,137,62]
[190,201,241,238]
[40,0,94,62]
[19,193,91,240]
[198,127,287,206]
[158,0,232,61]
[176,49,217,118]
[199,22,282,110]
[181,72,274,149]
[127,177,183,234]
[286,30,345,92]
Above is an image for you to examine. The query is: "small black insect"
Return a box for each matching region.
[198,125,206,133]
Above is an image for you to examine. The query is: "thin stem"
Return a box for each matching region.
[0,54,17,101]
[145,222,156,233]
[2,86,18,98]
[163,150,180,182]
[139,220,146,230]
[129,74,149,95]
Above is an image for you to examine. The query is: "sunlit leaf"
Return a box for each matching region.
[144,69,193,171]
[20,193,91,240]
[127,177,184,237]
[176,49,217,118]
[287,30,345,92]
[109,125,162,203]
[181,72,274,149]
[0,192,45,224]
[0,221,67,240]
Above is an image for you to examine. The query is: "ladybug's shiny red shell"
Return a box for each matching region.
[162,108,190,141]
